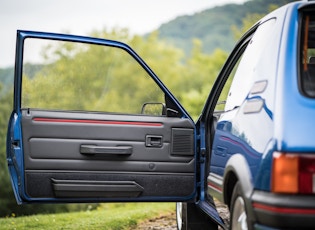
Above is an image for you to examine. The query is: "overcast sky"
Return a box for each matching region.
[0,0,246,68]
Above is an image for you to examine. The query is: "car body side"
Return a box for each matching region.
[206,2,315,229]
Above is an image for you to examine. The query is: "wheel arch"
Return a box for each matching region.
[223,154,253,207]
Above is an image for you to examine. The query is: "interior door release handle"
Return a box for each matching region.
[80,145,132,155]
[146,135,163,147]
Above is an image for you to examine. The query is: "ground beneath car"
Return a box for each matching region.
[132,201,229,230]
[133,211,177,230]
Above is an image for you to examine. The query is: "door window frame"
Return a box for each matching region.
[13,30,191,119]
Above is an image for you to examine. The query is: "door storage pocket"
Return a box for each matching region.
[51,179,144,198]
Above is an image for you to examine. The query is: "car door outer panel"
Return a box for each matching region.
[18,109,195,201]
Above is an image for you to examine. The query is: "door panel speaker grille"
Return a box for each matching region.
[171,128,194,156]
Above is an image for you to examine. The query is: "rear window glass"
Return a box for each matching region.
[300,13,315,97]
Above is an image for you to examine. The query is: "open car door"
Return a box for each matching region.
[7,30,196,204]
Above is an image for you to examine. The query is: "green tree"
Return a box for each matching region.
[23,28,227,121]
[131,34,227,120]
[0,85,14,216]
[23,30,166,115]
[180,40,228,120]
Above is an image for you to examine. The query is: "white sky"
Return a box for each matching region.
[0,0,246,68]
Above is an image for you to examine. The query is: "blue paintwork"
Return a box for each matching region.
[205,1,315,229]
[275,4,315,152]
[207,1,294,194]
[6,112,23,204]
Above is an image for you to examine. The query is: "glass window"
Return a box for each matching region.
[22,38,165,115]
[214,19,276,114]
[214,56,242,113]
[300,14,315,97]
[225,19,276,111]
[212,19,277,154]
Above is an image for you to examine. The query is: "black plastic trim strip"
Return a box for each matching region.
[51,179,144,198]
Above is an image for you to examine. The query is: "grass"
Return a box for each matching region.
[0,203,175,230]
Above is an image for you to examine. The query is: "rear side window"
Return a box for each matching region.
[224,18,276,111]
[300,13,315,97]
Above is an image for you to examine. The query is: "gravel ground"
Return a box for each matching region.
[133,201,229,230]
[132,211,177,230]
[216,201,230,229]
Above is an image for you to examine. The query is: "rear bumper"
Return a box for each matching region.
[251,190,315,229]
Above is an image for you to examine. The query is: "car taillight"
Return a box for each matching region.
[272,152,315,194]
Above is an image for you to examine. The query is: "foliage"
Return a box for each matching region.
[0,68,14,92]
[232,13,263,40]
[0,203,174,229]
[22,28,226,120]
[23,31,166,115]
[0,85,13,215]
[180,43,227,120]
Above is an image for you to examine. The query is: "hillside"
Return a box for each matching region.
[156,0,295,55]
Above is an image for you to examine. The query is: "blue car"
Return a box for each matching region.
[6,1,315,229]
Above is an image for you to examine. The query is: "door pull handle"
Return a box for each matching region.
[80,145,132,156]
